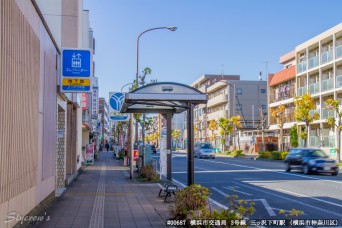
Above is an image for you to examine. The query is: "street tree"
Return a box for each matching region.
[231,115,242,150]
[294,94,319,147]
[171,129,181,150]
[325,98,342,163]
[218,117,233,151]
[208,120,218,147]
[290,124,299,148]
[271,105,289,151]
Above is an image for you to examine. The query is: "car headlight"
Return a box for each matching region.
[308,160,316,166]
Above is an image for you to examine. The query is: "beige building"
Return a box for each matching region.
[191,75,267,150]
[294,22,342,159]
[0,0,92,227]
[268,51,297,150]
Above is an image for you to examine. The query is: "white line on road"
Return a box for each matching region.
[222,186,252,196]
[245,199,276,216]
[200,159,342,185]
[211,187,275,216]
[172,169,283,174]
[275,188,342,208]
[233,181,342,218]
[195,166,209,171]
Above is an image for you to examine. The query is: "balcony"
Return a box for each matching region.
[321,78,333,92]
[321,49,333,64]
[308,56,319,69]
[336,75,342,88]
[297,86,307,96]
[309,82,319,94]
[309,109,320,117]
[323,136,335,147]
[297,61,307,74]
[269,85,295,103]
[322,108,334,119]
[207,110,227,120]
[309,136,320,147]
[336,45,342,59]
[207,94,228,108]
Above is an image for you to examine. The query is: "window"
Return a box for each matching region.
[236,104,242,110]
[261,105,266,109]
[236,88,242,95]
[261,89,266,93]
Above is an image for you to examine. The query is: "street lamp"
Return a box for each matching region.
[135,26,177,146]
[121,82,134,92]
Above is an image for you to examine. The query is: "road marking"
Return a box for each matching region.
[275,188,342,208]
[223,186,252,196]
[211,188,275,216]
[200,159,342,185]
[172,169,282,174]
[245,199,276,216]
[233,182,342,218]
[195,166,209,171]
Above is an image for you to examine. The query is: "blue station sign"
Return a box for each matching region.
[61,48,92,93]
[109,92,129,121]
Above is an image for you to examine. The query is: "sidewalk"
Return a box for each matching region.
[36,152,172,228]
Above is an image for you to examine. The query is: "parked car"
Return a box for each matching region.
[195,142,215,159]
[284,148,339,176]
[151,144,157,154]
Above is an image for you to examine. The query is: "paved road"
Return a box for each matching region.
[152,152,342,224]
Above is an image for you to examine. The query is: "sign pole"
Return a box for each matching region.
[130,113,134,179]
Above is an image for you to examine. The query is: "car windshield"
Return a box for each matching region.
[307,150,327,157]
[200,143,213,149]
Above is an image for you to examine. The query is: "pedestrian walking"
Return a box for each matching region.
[105,142,109,151]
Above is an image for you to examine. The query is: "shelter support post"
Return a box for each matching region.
[130,113,134,179]
[187,103,194,186]
[166,113,172,181]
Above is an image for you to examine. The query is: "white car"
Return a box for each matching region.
[194,142,215,159]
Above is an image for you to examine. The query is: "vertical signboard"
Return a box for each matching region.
[81,93,88,110]
[108,92,129,121]
[61,48,92,93]
[85,145,94,165]
[92,77,99,115]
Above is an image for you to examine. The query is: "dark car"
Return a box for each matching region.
[284,148,339,176]
[151,144,157,154]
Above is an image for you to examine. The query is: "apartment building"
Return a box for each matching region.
[268,50,297,150]
[295,23,342,157]
[99,98,110,143]
[191,75,267,149]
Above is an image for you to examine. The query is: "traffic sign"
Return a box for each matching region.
[61,48,92,93]
[109,92,129,121]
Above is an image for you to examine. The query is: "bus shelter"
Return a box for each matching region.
[120,82,207,186]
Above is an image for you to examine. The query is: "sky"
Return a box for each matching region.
[83,0,342,99]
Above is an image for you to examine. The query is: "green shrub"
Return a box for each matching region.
[171,184,209,219]
[280,152,289,160]
[258,151,272,159]
[139,164,157,181]
[271,151,282,160]
[233,150,244,157]
[226,151,232,155]
[197,194,255,227]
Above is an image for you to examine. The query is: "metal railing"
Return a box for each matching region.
[309,109,320,117]
[297,61,307,74]
[321,49,333,64]
[336,45,342,59]
[321,78,333,92]
[336,75,342,88]
[309,136,320,148]
[323,136,335,147]
[297,86,307,96]
[309,82,319,94]
[269,85,295,103]
[308,56,319,69]
[322,108,334,119]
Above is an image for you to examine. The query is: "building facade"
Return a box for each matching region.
[268,50,297,151]
[294,23,342,159]
[99,98,110,143]
[191,74,267,150]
